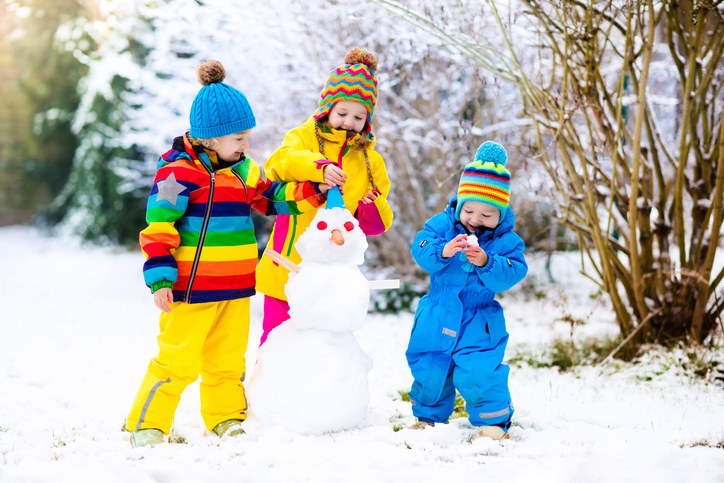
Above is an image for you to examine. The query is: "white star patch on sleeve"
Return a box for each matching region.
[155,172,186,206]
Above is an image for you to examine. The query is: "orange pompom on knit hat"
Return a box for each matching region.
[313,48,379,131]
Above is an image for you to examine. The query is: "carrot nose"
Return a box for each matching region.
[330,229,344,246]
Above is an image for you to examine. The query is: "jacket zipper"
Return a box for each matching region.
[338,137,349,169]
[185,169,215,303]
[231,170,248,197]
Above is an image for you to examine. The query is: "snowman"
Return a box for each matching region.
[246,187,373,434]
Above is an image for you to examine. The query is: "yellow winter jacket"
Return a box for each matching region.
[256,116,394,300]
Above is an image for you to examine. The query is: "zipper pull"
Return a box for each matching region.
[338,139,348,165]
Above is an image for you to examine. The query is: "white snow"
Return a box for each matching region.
[1,225,723,482]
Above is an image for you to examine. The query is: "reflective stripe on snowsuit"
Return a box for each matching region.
[406,197,527,426]
[408,294,514,426]
[125,298,250,434]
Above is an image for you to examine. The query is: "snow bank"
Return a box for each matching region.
[0,226,722,482]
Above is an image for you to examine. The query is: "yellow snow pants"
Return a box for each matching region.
[125,297,250,434]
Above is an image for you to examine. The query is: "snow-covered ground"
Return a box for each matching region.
[1,225,722,482]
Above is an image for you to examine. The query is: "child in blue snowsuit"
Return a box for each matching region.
[406,141,527,441]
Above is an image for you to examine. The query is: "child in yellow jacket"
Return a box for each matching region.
[256,48,394,345]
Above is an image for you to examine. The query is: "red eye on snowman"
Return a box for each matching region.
[317,219,347,245]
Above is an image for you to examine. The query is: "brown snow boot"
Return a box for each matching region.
[472,425,509,441]
[410,420,435,430]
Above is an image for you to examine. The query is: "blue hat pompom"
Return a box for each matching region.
[475,141,507,166]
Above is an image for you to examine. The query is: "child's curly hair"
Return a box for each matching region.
[186,135,220,151]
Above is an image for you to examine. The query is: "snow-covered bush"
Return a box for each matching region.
[376,0,724,348]
[54,0,551,292]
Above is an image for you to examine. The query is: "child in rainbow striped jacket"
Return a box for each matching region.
[125,60,329,447]
[256,48,394,345]
[406,141,528,441]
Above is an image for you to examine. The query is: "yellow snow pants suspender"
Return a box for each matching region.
[126,298,250,434]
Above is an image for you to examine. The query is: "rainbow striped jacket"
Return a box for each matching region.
[140,134,326,304]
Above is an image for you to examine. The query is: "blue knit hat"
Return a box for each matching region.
[455,141,511,219]
[189,60,256,139]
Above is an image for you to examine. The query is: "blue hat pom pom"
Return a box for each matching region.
[475,141,507,166]
[326,185,345,209]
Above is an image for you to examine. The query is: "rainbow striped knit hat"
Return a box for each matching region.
[313,48,378,131]
[455,141,511,220]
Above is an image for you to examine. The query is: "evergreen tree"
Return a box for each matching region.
[0,0,89,224]
[47,0,316,244]
[45,2,157,243]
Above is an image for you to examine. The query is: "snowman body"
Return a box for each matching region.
[247,207,372,434]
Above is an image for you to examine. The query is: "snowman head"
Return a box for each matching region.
[296,207,368,266]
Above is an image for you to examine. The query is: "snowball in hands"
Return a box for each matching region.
[467,234,479,247]
[246,207,372,434]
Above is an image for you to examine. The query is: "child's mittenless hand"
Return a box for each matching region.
[442,234,468,258]
[463,245,489,267]
[359,190,377,204]
[323,164,347,188]
[153,287,174,313]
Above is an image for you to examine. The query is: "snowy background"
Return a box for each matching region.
[2,0,723,481]
[1,225,723,482]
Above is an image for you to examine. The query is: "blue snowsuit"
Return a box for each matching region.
[406,197,527,427]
